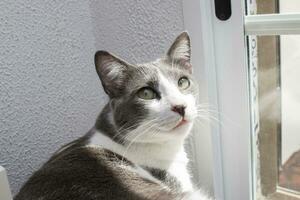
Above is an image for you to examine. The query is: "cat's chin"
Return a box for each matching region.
[158,119,190,132]
[173,119,188,129]
[168,120,193,135]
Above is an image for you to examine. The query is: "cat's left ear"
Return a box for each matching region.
[166,32,192,73]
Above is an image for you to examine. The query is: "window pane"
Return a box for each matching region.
[249,35,300,200]
[278,35,300,194]
[249,0,300,15]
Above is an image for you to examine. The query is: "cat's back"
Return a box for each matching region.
[14,143,177,200]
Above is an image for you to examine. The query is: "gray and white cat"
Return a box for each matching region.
[15,32,211,200]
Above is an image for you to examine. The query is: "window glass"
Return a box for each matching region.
[249,34,300,199]
[249,0,300,15]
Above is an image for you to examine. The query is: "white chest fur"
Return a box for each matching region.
[88,131,194,192]
[167,149,193,192]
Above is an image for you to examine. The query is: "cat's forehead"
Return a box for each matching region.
[134,60,187,81]
[124,60,192,93]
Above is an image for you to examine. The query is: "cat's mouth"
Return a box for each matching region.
[173,118,188,129]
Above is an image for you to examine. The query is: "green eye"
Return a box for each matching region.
[137,88,157,100]
[178,77,190,90]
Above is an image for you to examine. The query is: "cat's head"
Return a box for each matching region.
[95,32,198,143]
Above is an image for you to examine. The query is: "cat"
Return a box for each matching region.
[14,32,211,200]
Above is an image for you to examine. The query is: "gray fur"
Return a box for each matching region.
[143,167,183,191]
[15,141,180,200]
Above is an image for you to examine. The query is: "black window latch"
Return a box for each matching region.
[215,0,232,21]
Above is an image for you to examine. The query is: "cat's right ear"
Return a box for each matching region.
[95,51,130,97]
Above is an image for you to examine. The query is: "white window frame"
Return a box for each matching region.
[245,13,300,35]
[183,1,252,200]
[183,1,300,200]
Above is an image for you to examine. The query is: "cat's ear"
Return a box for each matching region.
[167,32,192,73]
[95,51,130,97]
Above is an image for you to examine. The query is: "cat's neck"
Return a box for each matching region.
[88,131,188,169]
[89,104,192,169]
[87,129,194,191]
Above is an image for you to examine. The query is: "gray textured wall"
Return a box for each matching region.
[0,0,185,194]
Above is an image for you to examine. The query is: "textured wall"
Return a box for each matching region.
[0,0,184,194]
[90,0,184,63]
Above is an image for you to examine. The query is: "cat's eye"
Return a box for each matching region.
[178,77,190,90]
[137,87,157,100]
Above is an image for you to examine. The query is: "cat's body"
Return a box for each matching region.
[15,32,211,200]
[14,129,190,200]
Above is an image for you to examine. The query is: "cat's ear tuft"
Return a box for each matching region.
[95,51,129,97]
[167,32,192,73]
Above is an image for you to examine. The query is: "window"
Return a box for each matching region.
[248,1,300,199]
[253,34,300,199]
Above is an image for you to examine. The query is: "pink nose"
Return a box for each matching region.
[171,105,186,117]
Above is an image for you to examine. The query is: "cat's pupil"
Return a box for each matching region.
[144,90,149,97]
